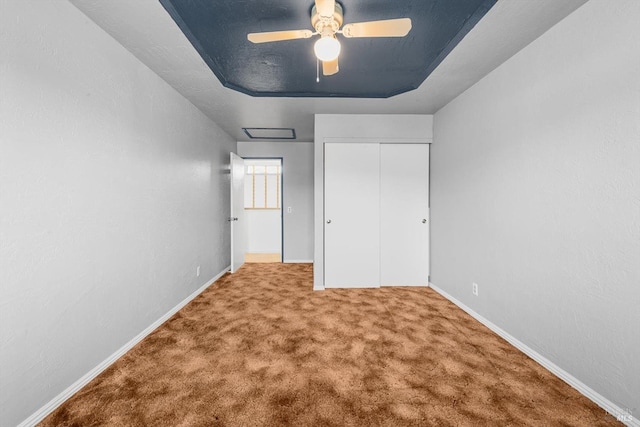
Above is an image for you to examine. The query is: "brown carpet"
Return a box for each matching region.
[41,263,619,426]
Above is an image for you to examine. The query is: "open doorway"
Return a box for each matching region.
[243,158,283,263]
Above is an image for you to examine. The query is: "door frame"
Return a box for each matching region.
[242,157,284,263]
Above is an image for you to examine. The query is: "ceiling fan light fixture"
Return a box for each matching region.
[314,36,341,61]
[247,0,412,77]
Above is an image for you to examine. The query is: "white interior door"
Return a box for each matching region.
[324,143,380,288]
[380,144,430,286]
[230,153,246,273]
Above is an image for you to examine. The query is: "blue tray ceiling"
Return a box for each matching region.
[159,0,497,98]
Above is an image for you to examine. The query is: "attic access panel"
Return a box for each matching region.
[159,0,496,98]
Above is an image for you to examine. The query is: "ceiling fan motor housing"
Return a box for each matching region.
[311,3,343,35]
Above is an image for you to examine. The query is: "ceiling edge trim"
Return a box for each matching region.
[158,0,230,87]
[419,0,498,86]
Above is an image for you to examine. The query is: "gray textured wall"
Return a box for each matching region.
[431,0,639,415]
[0,2,236,425]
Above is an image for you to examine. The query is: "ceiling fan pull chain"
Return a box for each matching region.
[316,58,320,83]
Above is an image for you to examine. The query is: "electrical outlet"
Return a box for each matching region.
[472,282,478,296]
[196,266,200,277]
[287,207,292,213]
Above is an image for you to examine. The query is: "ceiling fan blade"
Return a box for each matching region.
[342,18,412,38]
[247,29,313,44]
[322,58,339,76]
[315,0,336,18]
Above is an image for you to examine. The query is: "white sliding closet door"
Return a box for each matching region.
[380,144,430,286]
[324,143,380,288]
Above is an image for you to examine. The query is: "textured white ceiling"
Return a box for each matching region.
[69,0,587,142]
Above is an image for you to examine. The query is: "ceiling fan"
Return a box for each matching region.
[247,0,412,77]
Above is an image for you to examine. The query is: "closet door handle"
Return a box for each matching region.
[422,219,427,224]
[326,219,332,224]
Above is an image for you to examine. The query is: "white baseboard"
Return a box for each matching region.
[18,266,231,427]
[313,286,325,291]
[428,282,638,427]
[283,259,313,263]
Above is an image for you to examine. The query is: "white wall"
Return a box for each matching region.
[246,210,281,253]
[0,2,236,426]
[314,115,433,289]
[432,0,640,416]
[238,142,314,262]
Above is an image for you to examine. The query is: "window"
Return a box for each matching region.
[244,164,281,209]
